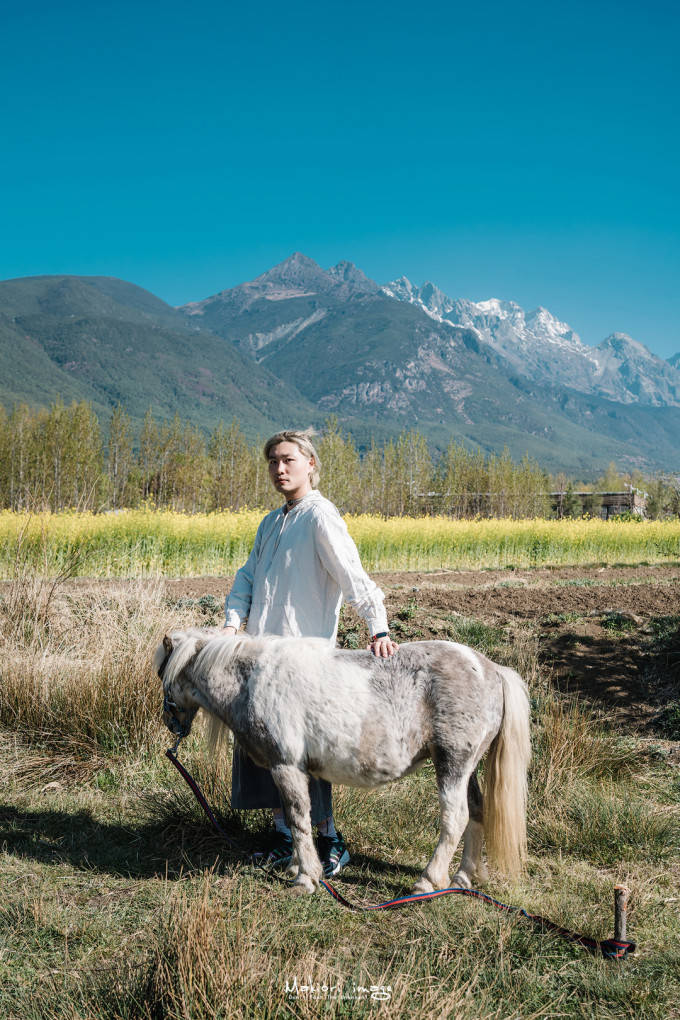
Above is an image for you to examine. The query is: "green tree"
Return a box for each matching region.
[67,402,103,509]
[396,430,433,516]
[208,420,250,510]
[488,447,515,517]
[562,481,581,518]
[171,419,208,512]
[597,461,625,492]
[139,408,160,503]
[0,406,35,510]
[107,406,135,509]
[318,417,361,511]
[439,442,490,518]
[357,439,384,514]
[581,490,603,518]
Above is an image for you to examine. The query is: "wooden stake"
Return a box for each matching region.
[614,885,629,941]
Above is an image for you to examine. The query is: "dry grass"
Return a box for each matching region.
[532,697,640,798]
[0,562,678,1017]
[0,556,200,781]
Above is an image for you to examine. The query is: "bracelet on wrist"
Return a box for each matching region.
[372,632,389,640]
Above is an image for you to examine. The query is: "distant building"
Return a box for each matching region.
[414,487,647,518]
[550,488,647,519]
[415,487,647,518]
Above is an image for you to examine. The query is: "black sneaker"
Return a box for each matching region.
[263,831,294,869]
[317,831,350,878]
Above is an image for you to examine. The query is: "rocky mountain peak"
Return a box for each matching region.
[527,305,570,329]
[178,256,680,413]
[598,332,657,361]
[524,306,583,347]
[253,252,329,290]
[418,281,450,313]
[240,253,380,298]
[473,298,523,319]
[381,276,417,302]
[589,332,680,404]
[327,260,378,290]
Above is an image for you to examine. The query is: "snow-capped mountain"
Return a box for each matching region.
[591,333,680,405]
[382,278,680,407]
[3,254,680,474]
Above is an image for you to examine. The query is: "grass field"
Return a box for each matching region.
[2,509,680,577]
[1,547,679,1018]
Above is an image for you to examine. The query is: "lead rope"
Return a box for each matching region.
[165,747,636,960]
[320,879,635,959]
[166,748,243,852]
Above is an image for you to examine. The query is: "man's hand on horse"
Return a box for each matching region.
[368,635,398,657]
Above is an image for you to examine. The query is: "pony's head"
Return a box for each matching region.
[154,627,218,743]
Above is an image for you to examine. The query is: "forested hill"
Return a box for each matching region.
[0,275,317,434]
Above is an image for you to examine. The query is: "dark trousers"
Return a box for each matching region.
[231,745,333,826]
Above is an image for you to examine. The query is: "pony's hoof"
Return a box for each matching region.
[412,877,435,895]
[474,863,489,885]
[451,871,473,890]
[290,874,316,896]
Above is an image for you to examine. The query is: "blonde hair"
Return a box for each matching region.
[263,430,321,487]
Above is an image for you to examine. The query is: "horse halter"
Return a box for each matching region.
[157,648,190,754]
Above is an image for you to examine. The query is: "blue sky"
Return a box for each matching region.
[2,0,678,356]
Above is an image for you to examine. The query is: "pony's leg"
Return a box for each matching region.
[452,772,489,889]
[269,764,322,895]
[413,758,470,894]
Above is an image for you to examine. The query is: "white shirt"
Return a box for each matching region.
[224,489,388,643]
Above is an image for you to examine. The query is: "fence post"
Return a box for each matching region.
[614,885,629,941]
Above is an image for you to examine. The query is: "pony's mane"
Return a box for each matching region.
[194,632,336,675]
[160,629,338,692]
[160,627,222,686]
[194,633,253,673]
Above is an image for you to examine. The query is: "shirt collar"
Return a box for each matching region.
[282,489,322,515]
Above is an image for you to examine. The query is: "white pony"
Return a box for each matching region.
[155,630,530,895]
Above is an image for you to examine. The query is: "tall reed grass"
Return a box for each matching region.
[0,574,200,780]
[1,509,679,577]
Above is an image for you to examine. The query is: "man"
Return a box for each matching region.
[223,429,397,876]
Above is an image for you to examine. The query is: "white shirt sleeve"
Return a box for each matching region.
[312,508,389,637]
[224,520,264,629]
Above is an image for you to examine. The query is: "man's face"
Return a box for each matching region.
[268,441,314,501]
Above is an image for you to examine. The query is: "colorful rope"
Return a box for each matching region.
[320,880,635,959]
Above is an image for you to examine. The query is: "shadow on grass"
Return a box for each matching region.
[0,802,422,893]
[540,614,680,733]
[0,802,250,878]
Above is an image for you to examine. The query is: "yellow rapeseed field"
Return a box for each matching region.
[1,509,679,577]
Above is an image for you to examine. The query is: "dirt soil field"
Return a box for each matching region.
[162,563,680,618]
[160,563,680,736]
[52,563,679,737]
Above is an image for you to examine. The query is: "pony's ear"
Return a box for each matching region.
[163,634,174,655]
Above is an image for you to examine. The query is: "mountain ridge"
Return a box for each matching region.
[2,257,679,474]
[0,273,318,434]
[173,255,680,471]
[380,275,680,407]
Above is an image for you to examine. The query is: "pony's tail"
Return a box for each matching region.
[484,666,531,875]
